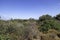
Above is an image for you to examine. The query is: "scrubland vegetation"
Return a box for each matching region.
[0,14,60,40]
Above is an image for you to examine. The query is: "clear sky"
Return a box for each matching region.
[0,0,60,19]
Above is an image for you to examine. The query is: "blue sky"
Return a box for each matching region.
[0,0,60,19]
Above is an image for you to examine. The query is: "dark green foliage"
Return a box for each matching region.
[55,14,60,21]
[38,14,60,33]
[39,14,52,21]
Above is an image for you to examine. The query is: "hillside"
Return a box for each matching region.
[0,14,60,40]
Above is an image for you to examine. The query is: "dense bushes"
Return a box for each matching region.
[0,14,60,40]
[0,19,37,40]
[38,14,60,33]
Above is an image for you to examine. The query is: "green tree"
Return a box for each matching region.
[55,14,60,21]
[38,14,60,33]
